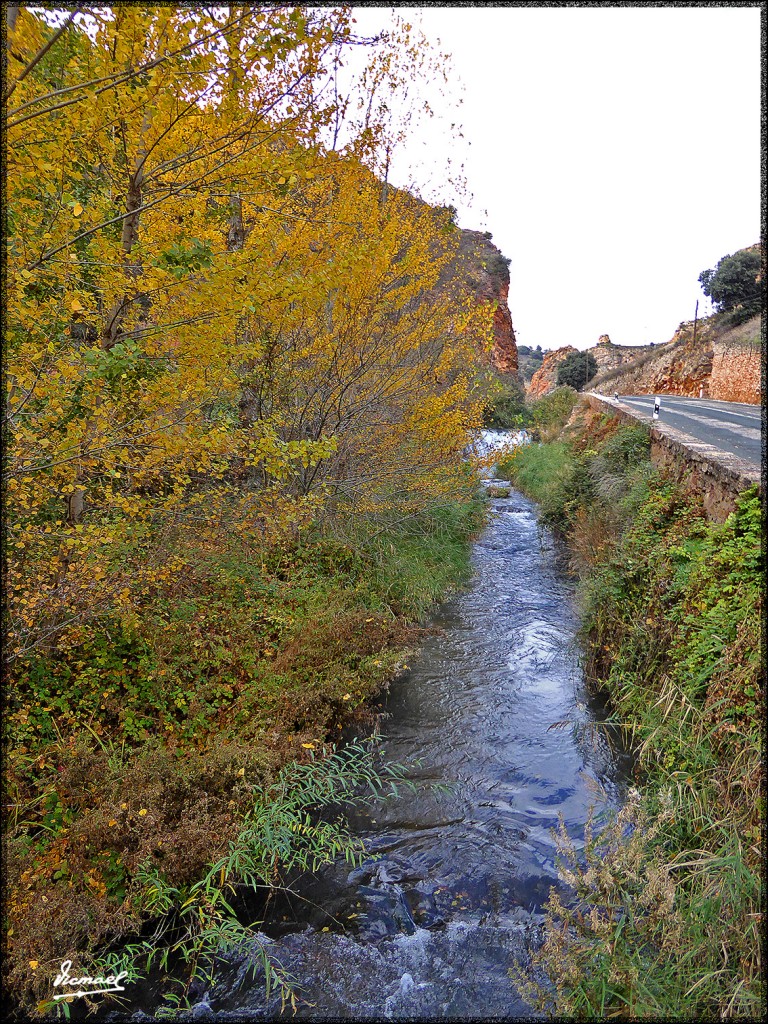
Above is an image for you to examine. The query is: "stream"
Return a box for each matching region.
[110,443,630,1021]
[163,454,631,1021]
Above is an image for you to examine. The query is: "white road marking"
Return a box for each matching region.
[657,407,762,440]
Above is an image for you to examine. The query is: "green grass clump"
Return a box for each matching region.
[499,422,651,542]
[526,386,580,441]
[498,440,574,511]
[362,495,485,619]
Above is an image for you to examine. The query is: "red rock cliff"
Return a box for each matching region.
[527,346,578,398]
[489,277,518,375]
[709,326,761,403]
[440,228,519,377]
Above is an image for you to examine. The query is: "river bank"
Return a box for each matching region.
[498,399,763,1018]
[6,490,486,1017]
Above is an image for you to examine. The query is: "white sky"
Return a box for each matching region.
[351,5,762,351]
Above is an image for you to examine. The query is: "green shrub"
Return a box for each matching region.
[529,386,579,440]
[556,350,597,391]
[483,376,527,429]
[699,247,762,321]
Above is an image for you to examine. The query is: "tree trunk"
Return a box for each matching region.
[101,112,151,349]
[67,484,85,526]
[227,194,245,251]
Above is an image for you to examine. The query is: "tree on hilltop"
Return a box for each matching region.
[698,249,762,323]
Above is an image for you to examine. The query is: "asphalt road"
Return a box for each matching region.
[594,394,763,469]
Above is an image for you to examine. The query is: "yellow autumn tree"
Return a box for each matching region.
[5,5,489,664]
[4,7,499,1007]
[5,6,350,659]
[236,151,491,525]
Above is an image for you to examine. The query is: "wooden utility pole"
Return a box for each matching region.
[692,299,698,348]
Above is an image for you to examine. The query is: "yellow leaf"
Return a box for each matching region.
[73,202,83,217]
[29,961,39,970]
[138,808,148,816]
[70,297,83,312]
[301,742,315,749]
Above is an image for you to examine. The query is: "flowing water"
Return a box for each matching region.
[104,444,630,1021]
[169,466,631,1021]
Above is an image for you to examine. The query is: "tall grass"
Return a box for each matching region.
[498,441,574,509]
[363,494,485,619]
[509,412,764,1019]
[499,423,652,542]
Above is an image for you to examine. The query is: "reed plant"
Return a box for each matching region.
[34,740,415,1019]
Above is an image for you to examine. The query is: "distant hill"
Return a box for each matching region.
[526,242,762,405]
[517,344,545,382]
[591,313,761,404]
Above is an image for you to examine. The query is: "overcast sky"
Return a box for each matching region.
[351,5,762,351]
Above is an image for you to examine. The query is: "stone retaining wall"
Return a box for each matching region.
[584,394,761,522]
[709,342,762,404]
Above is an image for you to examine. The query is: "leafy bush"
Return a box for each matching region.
[556,350,598,391]
[527,386,579,441]
[483,376,527,428]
